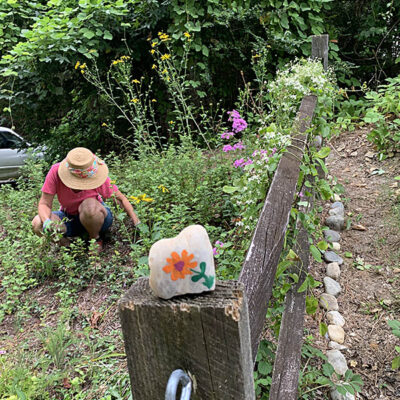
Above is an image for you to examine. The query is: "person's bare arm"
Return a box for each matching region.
[114,190,141,226]
[38,192,55,224]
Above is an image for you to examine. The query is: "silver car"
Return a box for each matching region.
[0,127,44,182]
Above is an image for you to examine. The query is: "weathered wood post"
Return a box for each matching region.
[119,279,255,399]
[312,34,329,71]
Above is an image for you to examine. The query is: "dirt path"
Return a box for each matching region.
[317,127,400,399]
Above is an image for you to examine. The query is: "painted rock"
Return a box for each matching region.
[149,225,216,299]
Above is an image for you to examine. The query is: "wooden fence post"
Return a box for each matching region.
[119,279,255,400]
[312,34,329,70]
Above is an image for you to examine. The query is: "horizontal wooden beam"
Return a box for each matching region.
[239,95,317,361]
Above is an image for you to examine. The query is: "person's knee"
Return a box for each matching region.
[32,215,42,235]
[79,198,106,219]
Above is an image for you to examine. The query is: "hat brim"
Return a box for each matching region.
[58,159,109,190]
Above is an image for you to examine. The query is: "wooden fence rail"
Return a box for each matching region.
[119,35,329,399]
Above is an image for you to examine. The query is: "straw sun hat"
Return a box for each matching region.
[58,147,109,190]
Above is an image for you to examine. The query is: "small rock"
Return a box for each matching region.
[331,201,344,210]
[331,242,341,251]
[393,268,400,274]
[324,277,342,297]
[350,151,358,157]
[324,229,341,242]
[326,263,341,280]
[329,207,345,217]
[365,151,374,159]
[326,216,345,231]
[328,325,345,343]
[329,341,348,350]
[327,311,345,327]
[324,251,344,265]
[327,350,348,375]
[314,135,322,148]
[320,293,339,311]
[330,388,355,400]
[333,194,341,202]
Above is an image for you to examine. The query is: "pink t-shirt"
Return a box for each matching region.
[42,163,118,215]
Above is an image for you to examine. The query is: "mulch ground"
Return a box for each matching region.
[310,126,400,399]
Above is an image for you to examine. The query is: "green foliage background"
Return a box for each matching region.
[1,0,399,153]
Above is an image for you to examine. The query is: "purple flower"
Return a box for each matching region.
[215,240,224,247]
[0,350,6,355]
[223,144,234,152]
[233,141,246,151]
[232,118,248,133]
[233,158,245,168]
[271,147,277,155]
[213,247,218,256]
[221,131,234,139]
[243,158,253,166]
[228,109,241,120]
[227,110,248,133]
[297,191,305,198]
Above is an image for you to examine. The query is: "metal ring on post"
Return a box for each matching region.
[165,369,192,400]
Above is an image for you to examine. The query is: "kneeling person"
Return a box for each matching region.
[32,147,140,251]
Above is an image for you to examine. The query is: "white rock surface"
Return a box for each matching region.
[331,242,341,251]
[327,311,345,327]
[326,263,341,280]
[324,277,342,297]
[330,388,355,400]
[327,349,348,375]
[328,325,345,344]
[320,293,339,311]
[329,341,348,350]
[149,225,215,299]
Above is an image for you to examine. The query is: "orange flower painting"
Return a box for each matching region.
[163,250,197,281]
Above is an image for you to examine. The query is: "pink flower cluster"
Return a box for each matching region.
[228,110,248,133]
[223,141,246,152]
[234,158,253,168]
[213,240,224,256]
[220,110,248,140]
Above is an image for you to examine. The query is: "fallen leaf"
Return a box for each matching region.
[352,224,367,231]
[393,268,400,274]
[90,311,102,328]
[63,378,72,389]
[337,145,346,152]
[389,183,398,188]
[350,151,358,157]
[365,151,374,159]
[369,342,379,350]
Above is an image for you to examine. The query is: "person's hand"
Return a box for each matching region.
[43,218,54,233]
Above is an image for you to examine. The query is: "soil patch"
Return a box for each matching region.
[313,126,400,399]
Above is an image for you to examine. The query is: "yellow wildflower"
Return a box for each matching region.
[131,98,139,103]
[162,69,168,74]
[158,32,170,41]
[158,184,169,193]
[169,120,175,125]
[151,99,157,102]
[121,55,131,60]
[132,79,140,84]
[184,32,191,39]
[130,196,140,204]
[152,64,157,69]
[252,54,261,58]
[102,123,108,127]
[80,70,85,74]
[110,180,116,184]
[150,49,155,54]
[139,194,154,202]
[161,54,171,61]
[74,61,81,70]
[151,42,157,48]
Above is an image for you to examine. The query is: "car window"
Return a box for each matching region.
[0,131,23,149]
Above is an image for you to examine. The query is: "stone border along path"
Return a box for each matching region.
[319,195,357,400]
